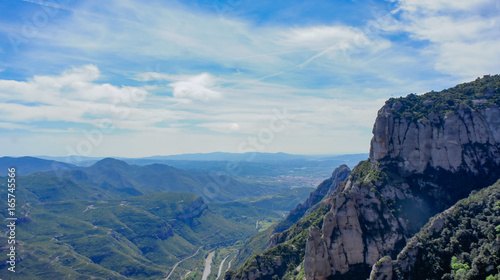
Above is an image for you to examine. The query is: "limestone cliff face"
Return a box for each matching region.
[304,162,408,280]
[368,91,500,214]
[370,100,500,175]
[305,75,500,280]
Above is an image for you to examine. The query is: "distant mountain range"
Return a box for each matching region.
[36,152,368,166]
[29,153,369,184]
[0,152,367,279]
[5,157,286,203]
[136,152,367,162]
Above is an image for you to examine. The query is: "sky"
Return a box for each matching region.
[0,0,499,158]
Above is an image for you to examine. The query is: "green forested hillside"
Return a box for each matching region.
[0,185,282,279]
[394,179,500,280]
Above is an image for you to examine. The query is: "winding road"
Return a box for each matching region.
[225,256,235,273]
[165,246,202,280]
[216,255,229,280]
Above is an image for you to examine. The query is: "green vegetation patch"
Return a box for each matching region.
[395,179,500,280]
[386,74,500,122]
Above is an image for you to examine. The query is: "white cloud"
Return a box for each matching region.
[0,65,149,105]
[168,73,222,101]
[137,72,226,102]
[0,64,393,156]
[0,65,178,130]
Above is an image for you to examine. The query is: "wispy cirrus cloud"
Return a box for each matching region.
[7,0,392,83]
[388,0,500,77]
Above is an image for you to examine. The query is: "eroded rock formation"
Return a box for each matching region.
[305,76,500,280]
[371,101,500,175]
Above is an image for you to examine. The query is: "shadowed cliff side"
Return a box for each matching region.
[369,179,500,280]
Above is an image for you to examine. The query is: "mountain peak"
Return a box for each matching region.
[0,156,76,175]
[91,157,130,169]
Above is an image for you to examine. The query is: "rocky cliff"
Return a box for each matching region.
[370,95,500,176]
[304,161,408,280]
[304,75,500,280]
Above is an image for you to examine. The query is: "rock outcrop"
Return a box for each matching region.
[368,256,393,280]
[176,197,208,220]
[304,227,331,280]
[305,75,500,280]
[370,101,500,175]
[304,161,407,280]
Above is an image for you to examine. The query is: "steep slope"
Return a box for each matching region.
[370,179,500,280]
[304,160,406,280]
[227,74,500,280]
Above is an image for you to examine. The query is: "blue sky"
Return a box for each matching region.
[0,0,499,158]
